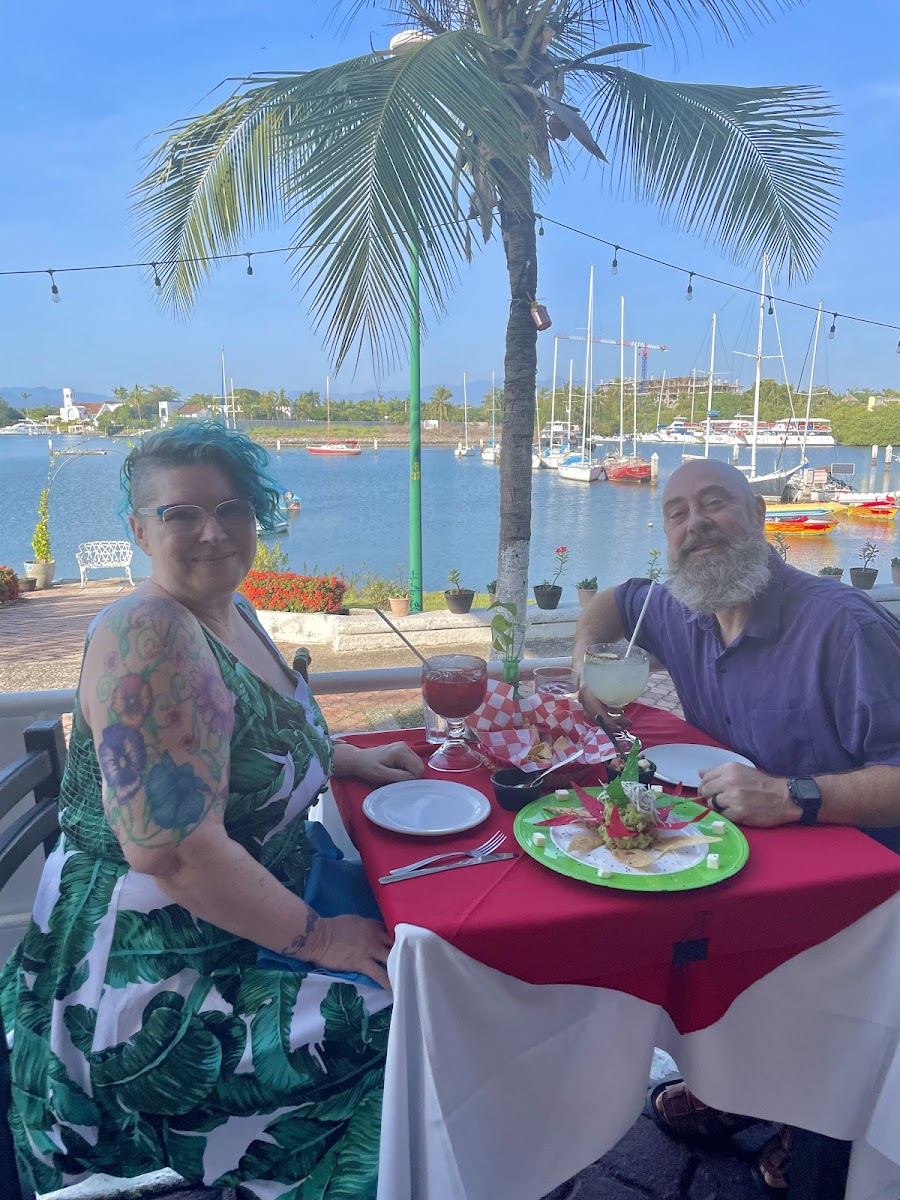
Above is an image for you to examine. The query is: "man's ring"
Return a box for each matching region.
[709,796,724,813]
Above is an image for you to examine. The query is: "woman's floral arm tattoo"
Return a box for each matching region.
[92,599,235,851]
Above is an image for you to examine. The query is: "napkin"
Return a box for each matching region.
[256,821,384,990]
[466,678,616,772]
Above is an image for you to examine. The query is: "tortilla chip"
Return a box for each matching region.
[568,831,603,854]
[525,740,552,764]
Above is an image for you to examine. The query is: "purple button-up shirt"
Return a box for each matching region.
[615,550,900,780]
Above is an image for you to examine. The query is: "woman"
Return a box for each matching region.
[0,423,423,1199]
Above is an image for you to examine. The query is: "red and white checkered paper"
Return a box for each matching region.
[465,678,616,772]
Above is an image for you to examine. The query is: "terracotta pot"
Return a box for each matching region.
[24,561,55,590]
[389,597,411,617]
[577,587,598,608]
[849,567,878,590]
[533,584,562,610]
[445,589,475,614]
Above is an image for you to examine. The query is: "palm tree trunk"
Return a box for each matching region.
[496,176,538,622]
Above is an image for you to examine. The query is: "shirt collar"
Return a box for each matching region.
[683,546,785,642]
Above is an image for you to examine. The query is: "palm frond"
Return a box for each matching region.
[134,32,533,371]
[564,0,801,52]
[584,67,841,280]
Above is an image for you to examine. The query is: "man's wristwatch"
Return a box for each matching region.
[787,777,822,825]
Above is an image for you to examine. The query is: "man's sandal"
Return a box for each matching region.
[646,1078,762,1143]
[750,1126,794,1197]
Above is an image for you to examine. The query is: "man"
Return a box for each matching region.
[573,459,900,1191]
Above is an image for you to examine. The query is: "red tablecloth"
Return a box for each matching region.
[332,705,900,1033]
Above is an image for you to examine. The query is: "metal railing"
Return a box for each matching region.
[0,658,571,722]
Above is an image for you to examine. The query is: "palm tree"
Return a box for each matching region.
[133,2,840,611]
[428,385,454,427]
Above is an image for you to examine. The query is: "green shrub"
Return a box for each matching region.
[253,541,289,573]
[31,489,52,563]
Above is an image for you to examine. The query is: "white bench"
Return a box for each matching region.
[76,541,135,589]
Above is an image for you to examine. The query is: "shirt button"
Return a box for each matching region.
[725,717,732,725]
[716,662,726,675]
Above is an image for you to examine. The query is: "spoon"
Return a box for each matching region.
[512,747,584,787]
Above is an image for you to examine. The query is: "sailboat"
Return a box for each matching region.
[603,298,651,482]
[455,373,476,457]
[308,377,362,456]
[540,345,572,469]
[481,373,500,462]
[558,266,603,482]
[736,257,806,498]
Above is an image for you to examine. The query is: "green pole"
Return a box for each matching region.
[409,238,423,613]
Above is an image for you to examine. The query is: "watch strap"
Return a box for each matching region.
[788,777,822,826]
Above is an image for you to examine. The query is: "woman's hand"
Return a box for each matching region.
[306,914,394,991]
[333,741,425,784]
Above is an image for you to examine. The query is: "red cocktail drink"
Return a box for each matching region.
[423,671,487,718]
[421,654,488,772]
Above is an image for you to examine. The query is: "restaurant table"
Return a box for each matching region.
[330,705,900,1200]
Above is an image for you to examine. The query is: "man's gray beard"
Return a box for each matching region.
[667,534,772,614]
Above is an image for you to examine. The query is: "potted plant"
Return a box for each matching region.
[850,542,879,590]
[534,545,568,610]
[576,575,598,608]
[486,579,497,606]
[388,567,411,617]
[771,532,788,562]
[0,566,22,604]
[23,488,55,590]
[445,568,475,614]
[489,601,526,690]
[892,557,900,586]
[818,565,844,580]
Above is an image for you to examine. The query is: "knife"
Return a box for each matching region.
[378,852,516,885]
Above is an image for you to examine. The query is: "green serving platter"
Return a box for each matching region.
[513,788,750,892]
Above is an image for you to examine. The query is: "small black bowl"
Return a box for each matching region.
[490,767,547,812]
[605,756,657,786]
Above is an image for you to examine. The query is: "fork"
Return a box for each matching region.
[387,831,506,877]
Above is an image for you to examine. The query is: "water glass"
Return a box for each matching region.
[532,667,580,698]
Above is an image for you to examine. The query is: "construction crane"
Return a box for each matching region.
[554,333,669,393]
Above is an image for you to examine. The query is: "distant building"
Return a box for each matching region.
[867,394,900,409]
[643,375,742,408]
[58,388,123,424]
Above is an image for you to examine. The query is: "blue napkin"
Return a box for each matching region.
[257,821,385,989]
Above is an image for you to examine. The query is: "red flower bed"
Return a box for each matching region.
[239,570,346,614]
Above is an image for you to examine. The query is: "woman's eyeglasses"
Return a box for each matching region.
[136,498,256,533]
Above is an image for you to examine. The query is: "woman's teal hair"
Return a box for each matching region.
[122,422,283,530]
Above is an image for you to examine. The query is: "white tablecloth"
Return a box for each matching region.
[378,893,900,1200]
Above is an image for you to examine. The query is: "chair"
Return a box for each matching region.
[75,541,135,589]
[0,720,66,1200]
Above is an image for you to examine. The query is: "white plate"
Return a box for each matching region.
[362,779,491,837]
[646,743,755,789]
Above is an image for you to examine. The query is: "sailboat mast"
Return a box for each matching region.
[549,338,558,451]
[463,372,468,449]
[618,297,625,455]
[750,256,767,478]
[491,371,496,446]
[220,347,227,425]
[632,343,638,454]
[690,369,697,425]
[325,375,331,440]
[705,313,717,459]
[582,265,594,458]
[656,373,665,431]
[567,359,574,451]
[801,303,823,461]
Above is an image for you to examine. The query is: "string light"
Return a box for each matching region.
[686,272,694,302]
[152,263,162,294]
[767,295,774,316]
[537,219,544,237]
[611,245,619,276]
[245,253,253,276]
[829,313,838,340]
[47,270,59,304]
[896,340,900,355]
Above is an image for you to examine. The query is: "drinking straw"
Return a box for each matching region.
[625,580,656,658]
[373,607,429,666]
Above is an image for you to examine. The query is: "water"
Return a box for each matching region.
[0,435,896,590]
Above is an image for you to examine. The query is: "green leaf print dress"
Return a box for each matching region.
[0,602,391,1200]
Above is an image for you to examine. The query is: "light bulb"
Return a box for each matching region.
[828,313,837,340]
[245,253,254,277]
[152,263,163,294]
[686,273,694,301]
[767,296,774,316]
[48,271,60,303]
[611,247,619,276]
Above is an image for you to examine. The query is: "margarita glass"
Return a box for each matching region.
[421,654,488,771]
[582,641,649,746]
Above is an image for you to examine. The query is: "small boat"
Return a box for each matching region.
[278,491,301,512]
[557,266,603,484]
[764,515,838,536]
[531,449,544,471]
[602,454,652,483]
[455,373,477,457]
[308,376,362,456]
[257,516,289,536]
[558,454,603,482]
[481,375,500,462]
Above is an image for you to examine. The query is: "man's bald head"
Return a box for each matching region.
[663,458,759,511]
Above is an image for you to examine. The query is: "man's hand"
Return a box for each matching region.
[335,741,425,785]
[304,914,394,991]
[697,763,799,828]
[577,684,629,739]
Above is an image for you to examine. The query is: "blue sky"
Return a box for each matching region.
[1,0,899,401]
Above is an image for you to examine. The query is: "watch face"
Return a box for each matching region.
[792,779,820,802]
